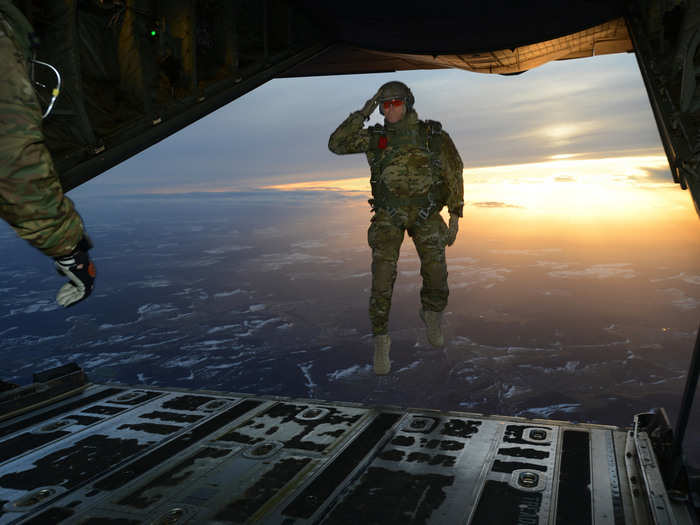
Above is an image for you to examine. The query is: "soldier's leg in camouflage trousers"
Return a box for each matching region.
[411,212,449,313]
[367,209,405,335]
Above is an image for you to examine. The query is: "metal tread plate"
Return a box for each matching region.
[0,384,683,524]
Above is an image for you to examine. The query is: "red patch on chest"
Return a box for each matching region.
[378,136,388,149]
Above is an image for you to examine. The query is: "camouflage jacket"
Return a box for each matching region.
[0,1,32,58]
[0,3,84,257]
[329,109,464,216]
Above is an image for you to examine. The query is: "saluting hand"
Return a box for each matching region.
[446,213,459,246]
[360,89,382,119]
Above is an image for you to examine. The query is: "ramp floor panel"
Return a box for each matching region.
[0,384,682,524]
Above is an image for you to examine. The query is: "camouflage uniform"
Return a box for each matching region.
[329,108,463,335]
[0,1,84,257]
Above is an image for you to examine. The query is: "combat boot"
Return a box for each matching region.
[373,334,391,375]
[420,308,444,347]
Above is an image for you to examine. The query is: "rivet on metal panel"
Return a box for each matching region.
[115,391,143,402]
[243,440,283,459]
[518,471,540,488]
[530,429,547,441]
[37,419,73,432]
[667,489,688,502]
[163,508,184,523]
[509,469,546,492]
[521,427,552,444]
[297,407,329,421]
[153,507,187,524]
[201,399,228,411]
[401,416,437,433]
[12,487,58,508]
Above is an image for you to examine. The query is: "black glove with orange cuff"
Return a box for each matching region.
[54,236,96,307]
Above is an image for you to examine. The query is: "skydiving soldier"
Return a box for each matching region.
[0,1,96,307]
[329,81,464,375]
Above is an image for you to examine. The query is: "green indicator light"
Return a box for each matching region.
[151,30,157,36]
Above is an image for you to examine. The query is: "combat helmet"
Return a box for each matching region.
[378,81,414,115]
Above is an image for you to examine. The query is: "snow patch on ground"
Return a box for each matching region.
[164,355,208,368]
[450,267,512,289]
[177,369,195,381]
[9,300,60,316]
[327,364,372,381]
[396,360,421,373]
[299,362,317,391]
[181,339,243,351]
[128,278,171,288]
[138,303,178,316]
[291,240,326,249]
[207,324,241,334]
[519,403,581,418]
[203,245,253,254]
[214,289,246,298]
[254,252,343,271]
[205,362,243,370]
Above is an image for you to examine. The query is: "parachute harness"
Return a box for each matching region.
[368,119,445,226]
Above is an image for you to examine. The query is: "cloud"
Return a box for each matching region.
[650,273,700,285]
[490,248,562,256]
[659,288,700,311]
[470,201,524,208]
[554,175,576,182]
[532,261,569,270]
[450,266,512,288]
[643,167,673,183]
[548,263,637,280]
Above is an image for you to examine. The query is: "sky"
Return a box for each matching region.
[71,51,698,237]
[77,52,671,191]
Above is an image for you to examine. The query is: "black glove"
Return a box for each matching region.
[54,236,96,307]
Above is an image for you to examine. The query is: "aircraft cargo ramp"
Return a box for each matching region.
[0,366,695,524]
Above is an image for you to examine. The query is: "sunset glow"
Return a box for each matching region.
[263,154,692,221]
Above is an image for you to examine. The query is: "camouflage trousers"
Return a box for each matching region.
[367,207,449,335]
[0,13,83,257]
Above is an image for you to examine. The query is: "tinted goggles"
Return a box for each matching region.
[381,99,404,110]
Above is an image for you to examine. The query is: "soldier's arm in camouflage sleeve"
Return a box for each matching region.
[0,13,84,258]
[440,131,464,217]
[328,111,371,155]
